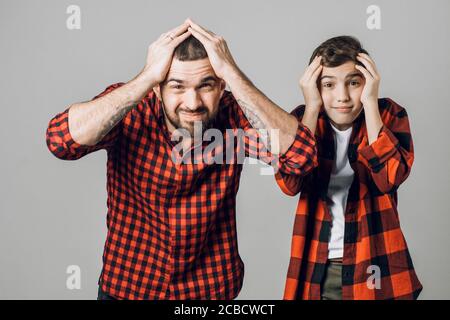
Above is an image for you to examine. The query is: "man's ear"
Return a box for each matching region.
[219,79,226,99]
[153,84,162,101]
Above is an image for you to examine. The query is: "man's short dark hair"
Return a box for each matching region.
[174,35,208,61]
[309,35,369,67]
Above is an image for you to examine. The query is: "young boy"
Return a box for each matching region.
[276,36,422,300]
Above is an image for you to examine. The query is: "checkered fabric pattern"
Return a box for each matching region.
[276,98,423,300]
[46,82,317,299]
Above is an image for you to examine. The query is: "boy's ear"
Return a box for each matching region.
[153,84,162,101]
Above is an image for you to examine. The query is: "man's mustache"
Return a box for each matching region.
[177,107,208,115]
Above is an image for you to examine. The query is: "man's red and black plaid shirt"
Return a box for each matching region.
[276,98,423,300]
[46,83,318,299]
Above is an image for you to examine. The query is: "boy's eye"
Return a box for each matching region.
[349,80,360,87]
[323,82,334,88]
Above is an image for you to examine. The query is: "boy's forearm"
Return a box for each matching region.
[364,99,383,145]
[224,68,299,154]
[301,107,320,135]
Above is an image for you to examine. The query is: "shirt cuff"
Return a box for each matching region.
[51,107,92,154]
[357,125,400,170]
[277,121,318,172]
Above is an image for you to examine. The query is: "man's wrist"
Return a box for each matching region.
[135,69,160,89]
[221,64,246,86]
[119,72,158,107]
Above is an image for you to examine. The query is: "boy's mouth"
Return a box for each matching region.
[333,106,353,113]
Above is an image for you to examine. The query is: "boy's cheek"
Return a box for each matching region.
[321,93,333,107]
[351,89,364,104]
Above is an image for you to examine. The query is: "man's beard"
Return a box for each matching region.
[165,106,219,137]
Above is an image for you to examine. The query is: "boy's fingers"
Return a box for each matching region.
[357,54,379,76]
[311,64,323,82]
[356,56,375,78]
[305,56,322,80]
[355,64,373,80]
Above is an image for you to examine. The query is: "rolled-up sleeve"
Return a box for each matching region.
[357,102,414,194]
[277,120,318,175]
[46,82,125,160]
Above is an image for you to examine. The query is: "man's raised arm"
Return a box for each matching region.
[46,23,192,159]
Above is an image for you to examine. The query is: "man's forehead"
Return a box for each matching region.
[166,58,217,80]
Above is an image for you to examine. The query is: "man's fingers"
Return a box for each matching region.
[188,27,210,46]
[186,18,215,40]
[170,30,192,47]
[167,22,190,37]
[159,22,190,43]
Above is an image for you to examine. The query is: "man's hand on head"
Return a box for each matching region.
[140,22,192,85]
[185,18,241,82]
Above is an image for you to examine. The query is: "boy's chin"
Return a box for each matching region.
[327,115,356,130]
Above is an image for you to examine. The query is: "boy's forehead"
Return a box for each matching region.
[321,61,362,80]
[166,58,217,81]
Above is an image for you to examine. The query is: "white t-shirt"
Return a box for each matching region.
[326,123,354,259]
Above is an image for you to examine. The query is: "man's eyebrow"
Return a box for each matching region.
[200,76,218,83]
[165,78,184,84]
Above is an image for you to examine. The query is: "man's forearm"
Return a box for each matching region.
[224,68,299,154]
[68,72,157,146]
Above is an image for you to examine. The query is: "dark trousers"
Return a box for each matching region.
[320,260,343,300]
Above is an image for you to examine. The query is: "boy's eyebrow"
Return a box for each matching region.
[320,72,363,81]
[320,75,336,81]
[345,72,363,78]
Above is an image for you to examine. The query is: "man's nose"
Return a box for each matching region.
[183,89,203,111]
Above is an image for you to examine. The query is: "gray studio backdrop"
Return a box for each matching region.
[1,0,449,299]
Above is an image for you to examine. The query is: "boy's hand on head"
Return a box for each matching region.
[186,19,239,81]
[299,55,323,112]
[141,22,192,84]
[355,53,380,107]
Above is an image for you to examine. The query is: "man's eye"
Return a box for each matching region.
[323,83,333,88]
[171,85,184,90]
[200,83,213,89]
[350,81,360,86]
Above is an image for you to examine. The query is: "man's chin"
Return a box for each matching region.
[178,120,211,136]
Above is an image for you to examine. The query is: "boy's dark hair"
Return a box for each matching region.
[309,36,369,67]
[174,35,208,61]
